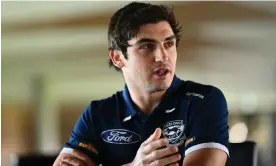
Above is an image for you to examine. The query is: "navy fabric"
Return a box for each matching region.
[64,75,229,165]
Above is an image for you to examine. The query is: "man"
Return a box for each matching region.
[54,2,229,166]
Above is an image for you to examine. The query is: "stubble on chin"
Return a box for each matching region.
[145,83,168,93]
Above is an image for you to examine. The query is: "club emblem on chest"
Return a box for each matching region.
[162,120,186,146]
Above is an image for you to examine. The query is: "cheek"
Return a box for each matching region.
[127,50,156,74]
[128,58,145,74]
[169,50,177,63]
[133,57,153,71]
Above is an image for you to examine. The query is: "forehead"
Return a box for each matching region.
[131,21,174,42]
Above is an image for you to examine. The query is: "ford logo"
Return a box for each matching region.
[101,129,141,144]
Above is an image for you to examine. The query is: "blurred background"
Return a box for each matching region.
[1,1,276,166]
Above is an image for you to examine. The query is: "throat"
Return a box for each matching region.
[134,91,166,115]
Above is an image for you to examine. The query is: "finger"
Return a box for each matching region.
[143,138,169,154]
[150,154,181,166]
[70,149,95,165]
[168,162,179,166]
[146,146,178,163]
[71,149,90,162]
[143,128,162,145]
[62,157,85,166]
[60,161,73,166]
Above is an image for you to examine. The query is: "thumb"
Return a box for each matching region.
[145,128,162,144]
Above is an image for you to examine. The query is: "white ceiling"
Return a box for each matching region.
[2,1,276,113]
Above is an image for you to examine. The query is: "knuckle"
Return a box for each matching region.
[169,156,175,162]
[168,163,178,166]
[156,141,162,147]
[171,154,180,162]
[64,158,72,163]
[142,159,148,165]
[147,143,153,150]
[169,157,175,162]
[166,147,174,154]
[157,142,162,147]
[162,139,168,145]
[161,139,167,145]
[65,157,83,166]
[140,148,146,155]
[141,141,146,146]
[151,151,158,159]
[76,161,84,166]
[155,160,161,165]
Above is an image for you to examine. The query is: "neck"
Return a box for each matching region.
[126,82,166,115]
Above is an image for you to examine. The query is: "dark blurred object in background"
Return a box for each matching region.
[9,153,58,166]
[227,141,258,166]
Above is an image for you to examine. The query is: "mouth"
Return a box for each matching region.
[153,67,170,78]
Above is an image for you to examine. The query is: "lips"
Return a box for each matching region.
[153,67,170,77]
[154,68,169,75]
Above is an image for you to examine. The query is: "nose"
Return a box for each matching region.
[155,46,169,62]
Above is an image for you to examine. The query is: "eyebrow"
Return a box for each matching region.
[133,35,176,46]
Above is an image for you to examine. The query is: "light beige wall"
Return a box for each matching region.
[1,104,35,166]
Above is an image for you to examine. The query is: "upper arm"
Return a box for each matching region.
[55,103,100,165]
[183,87,229,165]
[53,149,96,166]
[183,148,227,166]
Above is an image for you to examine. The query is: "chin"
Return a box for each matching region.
[147,74,173,92]
[147,82,170,93]
[157,75,173,86]
[147,87,167,93]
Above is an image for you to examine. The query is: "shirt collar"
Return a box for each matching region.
[122,85,137,120]
[121,75,183,121]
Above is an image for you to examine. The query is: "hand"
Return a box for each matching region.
[128,128,181,166]
[60,156,86,166]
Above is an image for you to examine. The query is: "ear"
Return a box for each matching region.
[109,50,125,69]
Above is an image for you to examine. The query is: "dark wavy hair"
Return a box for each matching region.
[108,2,182,71]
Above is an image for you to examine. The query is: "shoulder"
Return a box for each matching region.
[82,91,123,118]
[178,80,226,102]
[179,80,228,121]
[90,91,122,109]
[74,91,123,130]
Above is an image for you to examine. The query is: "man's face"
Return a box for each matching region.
[122,21,177,92]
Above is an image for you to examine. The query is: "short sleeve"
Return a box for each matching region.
[61,103,100,164]
[184,87,229,157]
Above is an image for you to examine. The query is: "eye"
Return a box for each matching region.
[164,41,175,48]
[139,43,155,50]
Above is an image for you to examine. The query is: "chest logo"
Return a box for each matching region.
[162,120,186,146]
[101,129,141,144]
